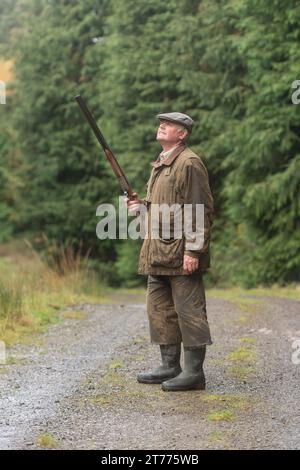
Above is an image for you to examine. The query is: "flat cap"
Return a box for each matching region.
[156,112,194,132]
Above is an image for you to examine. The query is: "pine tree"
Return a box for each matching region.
[12,0,115,265]
[220,0,300,284]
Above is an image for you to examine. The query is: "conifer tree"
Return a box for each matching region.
[12,0,114,263]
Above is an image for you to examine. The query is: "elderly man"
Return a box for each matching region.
[127,112,214,391]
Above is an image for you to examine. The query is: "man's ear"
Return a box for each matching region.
[179,128,188,141]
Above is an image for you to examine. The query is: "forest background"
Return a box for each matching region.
[1,0,299,290]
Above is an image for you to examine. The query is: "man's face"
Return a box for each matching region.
[156,120,187,145]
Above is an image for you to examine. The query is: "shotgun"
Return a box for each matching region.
[75,95,134,199]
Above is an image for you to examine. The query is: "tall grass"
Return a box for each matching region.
[0,241,104,345]
[0,281,23,322]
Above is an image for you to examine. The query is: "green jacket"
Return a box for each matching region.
[138,143,214,275]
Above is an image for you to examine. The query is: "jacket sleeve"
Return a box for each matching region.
[180,158,214,258]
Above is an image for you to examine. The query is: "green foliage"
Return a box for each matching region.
[115,240,144,287]
[0,0,299,286]
[0,105,19,242]
[0,280,23,321]
[214,0,300,285]
[10,0,114,260]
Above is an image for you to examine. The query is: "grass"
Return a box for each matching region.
[227,345,255,363]
[227,365,256,379]
[0,239,146,347]
[207,430,225,446]
[61,311,86,320]
[108,359,125,370]
[202,393,254,424]
[240,336,256,344]
[83,357,161,410]
[207,288,267,325]
[90,394,112,406]
[207,409,235,422]
[37,433,59,449]
[208,287,265,312]
[0,240,111,346]
[208,285,300,302]
[226,338,257,380]
[201,393,250,410]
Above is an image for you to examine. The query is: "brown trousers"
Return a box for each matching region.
[146,273,212,348]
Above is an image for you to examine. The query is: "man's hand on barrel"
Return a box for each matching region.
[125,192,143,214]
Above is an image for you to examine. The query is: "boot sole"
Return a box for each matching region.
[137,368,182,385]
[161,382,206,392]
[137,377,166,384]
[137,374,181,384]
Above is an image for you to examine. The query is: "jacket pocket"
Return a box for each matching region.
[149,237,184,269]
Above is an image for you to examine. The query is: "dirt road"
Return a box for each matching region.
[0,292,299,449]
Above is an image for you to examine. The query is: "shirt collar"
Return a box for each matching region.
[151,142,186,168]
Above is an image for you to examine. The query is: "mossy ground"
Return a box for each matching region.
[37,433,59,449]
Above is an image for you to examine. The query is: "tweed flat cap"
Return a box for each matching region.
[156,112,194,132]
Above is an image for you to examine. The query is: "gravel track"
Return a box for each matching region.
[0,293,299,450]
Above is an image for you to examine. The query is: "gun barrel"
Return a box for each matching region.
[75,95,133,197]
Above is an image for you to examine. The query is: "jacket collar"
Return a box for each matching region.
[151,142,186,168]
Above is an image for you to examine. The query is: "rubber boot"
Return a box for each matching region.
[161,346,206,391]
[137,344,181,384]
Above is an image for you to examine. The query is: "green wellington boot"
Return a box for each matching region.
[137,344,181,384]
[161,346,206,391]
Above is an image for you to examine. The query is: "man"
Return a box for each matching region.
[127,112,214,391]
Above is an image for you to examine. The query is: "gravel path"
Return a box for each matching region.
[0,292,299,450]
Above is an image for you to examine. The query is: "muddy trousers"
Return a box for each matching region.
[146,273,212,348]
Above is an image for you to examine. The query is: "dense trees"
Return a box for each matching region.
[0,0,299,286]
[10,0,116,264]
